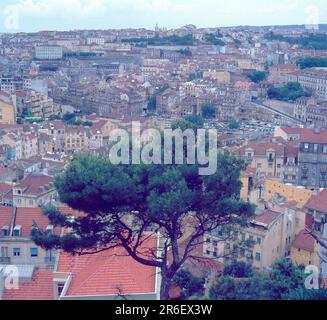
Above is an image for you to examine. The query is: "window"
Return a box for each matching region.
[304,143,309,151]
[13,225,22,237]
[314,144,318,153]
[46,225,54,235]
[57,284,65,297]
[257,237,262,245]
[206,238,211,243]
[1,247,8,257]
[213,240,218,247]
[30,248,38,257]
[323,145,327,154]
[255,253,261,261]
[13,248,20,257]
[1,226,9,237]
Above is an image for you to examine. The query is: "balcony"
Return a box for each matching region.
[0,257,11,264]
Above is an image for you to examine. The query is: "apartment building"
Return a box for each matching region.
[21,132,38,159]
[268,64,299,84]
[0,207,57,269]
[294,97,327,128]
[0,95,15,125]
[12,174,57,208]
[204,200,305,271]
[242,142,285,179]
[35,46,63,60]
[298,68,327,101]
[1,132,22,161]
[64,127,90,154]
[86,37,105,46]
[0,76,31,92]
[290,229,320,268]
[297,128,327,189]
[28,91,60,119]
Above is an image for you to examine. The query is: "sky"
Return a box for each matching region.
[0,0,326,33]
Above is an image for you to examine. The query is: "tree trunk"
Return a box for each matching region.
[160,272,173,300]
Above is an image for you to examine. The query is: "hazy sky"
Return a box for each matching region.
[0,0,326,32]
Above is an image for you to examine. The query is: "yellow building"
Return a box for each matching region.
[290,229,320,268]
[243,143,285,179]
[237,59,256,70]
[203,71,231,84]
[0,96,15,124]
[204,209,285,271]
[204,199,306,271]
[0,207,56,269]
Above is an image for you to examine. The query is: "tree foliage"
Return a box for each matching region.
[122,34,194,46]
[201,104,216,119]
[32,151,253,300]
[228,119,240,130]
[297,57,327,69]
[268,82,311,101]
[208,259,321,300]
[247,71,267,83]
[265,32,327,50]
[172,269,205,299]
[223,261,253,278]
[204,33,225,46]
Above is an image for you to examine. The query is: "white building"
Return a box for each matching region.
[35,46,63,60]
[86,38,105,46]
[298,68,327,102]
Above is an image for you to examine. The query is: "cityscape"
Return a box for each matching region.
[0,0,327,304]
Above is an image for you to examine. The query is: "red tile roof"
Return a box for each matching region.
[252,210,282,227]
[305,189,327,213]
[292,230,315,253]
[3,270,54,300]
[234,81,251,88]
[15,174,54,195]
[245,143,284,156]
[0,183,11,195]
[15,207,61,237]
[57,236,158,297]
[279,128,327,144]
[280,127,302,135]
[300,128,327,143]
[0,207,13,228]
